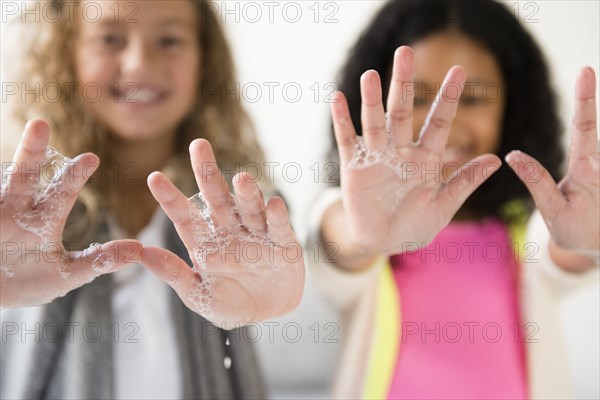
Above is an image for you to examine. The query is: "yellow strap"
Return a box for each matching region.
[502,200,529,260]
[362,257,400,399]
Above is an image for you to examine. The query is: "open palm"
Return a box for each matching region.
[332,47,501,255]
[0,119,142,307]
[143,139,304,329]
[507,67,600,256]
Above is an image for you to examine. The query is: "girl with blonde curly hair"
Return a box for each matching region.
[1,1,304,398]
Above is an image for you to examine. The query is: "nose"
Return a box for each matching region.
[120,38,155,77]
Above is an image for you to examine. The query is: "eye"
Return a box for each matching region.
[100,34,125,48]
[460,95,485,106]
[413,93,431,107]
[160,36,183,48]
[412,83,436,108]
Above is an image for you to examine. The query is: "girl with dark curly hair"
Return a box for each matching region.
[310,1,599,398]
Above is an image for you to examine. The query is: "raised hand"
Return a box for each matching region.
[331,46,501,256]
[143,139,304,329]
[0,119,143,307]
[506,67,600,264]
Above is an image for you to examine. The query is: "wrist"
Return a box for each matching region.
[320,200,380,272]
[548,239,600,273]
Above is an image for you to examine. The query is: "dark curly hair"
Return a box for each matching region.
[328,0,564,222]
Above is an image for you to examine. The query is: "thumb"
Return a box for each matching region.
[505,150,566,221]
[68,239,143,286]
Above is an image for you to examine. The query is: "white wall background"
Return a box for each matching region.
[220,1,600,398]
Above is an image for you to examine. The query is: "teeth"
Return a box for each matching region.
[127,88,159,103]
[116,86,162,103]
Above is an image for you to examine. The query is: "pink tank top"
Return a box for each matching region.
[387,219,527,399]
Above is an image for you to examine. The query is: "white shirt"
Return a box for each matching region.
[111,208,182,399]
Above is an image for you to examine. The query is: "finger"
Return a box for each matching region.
[141,246,198,299]
[360,70,387,150]
[54,153,100,232]
[147,171,206,248]
[189,139,236,230]
[436,154,501,216]
[70,239,143,285]
[506,150,567,220]
[418,66,466,154]
[266,196,296,244]
[386,46,415,146]
[7,119,51,197]
[569,67,598,166]
[331,91,358,166]
[232,172,267,233]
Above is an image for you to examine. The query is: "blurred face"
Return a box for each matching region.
[74,0,200,142]
[411,33,505,165]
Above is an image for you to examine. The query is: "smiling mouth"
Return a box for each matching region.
[111,85,168,105]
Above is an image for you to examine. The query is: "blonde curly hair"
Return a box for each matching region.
[5,0,266,246]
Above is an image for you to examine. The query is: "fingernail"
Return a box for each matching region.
[579,66,596,82]
[505,150,522,164]
[452,66,466,82]
[367,70,380,88]
[399,47,414,76]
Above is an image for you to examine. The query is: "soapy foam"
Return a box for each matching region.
[12,147,71,244]
[3,147,77,279]
[1,265,15,278]
[186,191,298,317]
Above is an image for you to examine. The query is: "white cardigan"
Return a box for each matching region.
[307,187,599,399]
